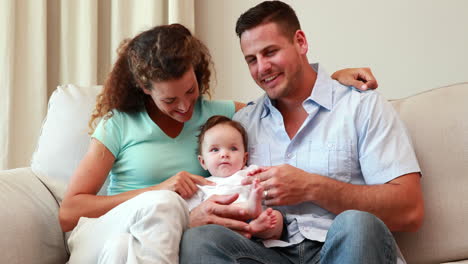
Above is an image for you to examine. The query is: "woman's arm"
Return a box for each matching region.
[234,101,246,112]
[332,67,378,90]
[59,139,150,232]
[59,139,213,232]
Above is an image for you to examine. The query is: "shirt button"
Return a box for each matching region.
[327,143,334,149]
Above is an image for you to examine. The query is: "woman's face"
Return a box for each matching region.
[144,68,200,123]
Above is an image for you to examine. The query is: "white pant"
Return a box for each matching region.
[67,190,189,264]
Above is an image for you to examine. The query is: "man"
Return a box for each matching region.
[181,1,423,263]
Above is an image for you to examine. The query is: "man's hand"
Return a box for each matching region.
[331,67,378,91]
[156,171,214,199]
[189,194,252,238]
[242,164,316,206]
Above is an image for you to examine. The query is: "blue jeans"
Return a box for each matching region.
[180,210,397,264]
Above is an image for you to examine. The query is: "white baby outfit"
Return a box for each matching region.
[186,165,258,211]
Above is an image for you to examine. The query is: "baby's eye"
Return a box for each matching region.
[231,147,238,151]
[210,148,219,152]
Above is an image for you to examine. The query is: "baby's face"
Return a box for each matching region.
[199,124,247,177]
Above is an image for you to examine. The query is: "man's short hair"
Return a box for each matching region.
[235,1,301,41]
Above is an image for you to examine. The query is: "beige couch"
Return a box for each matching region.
[1,83,467,264]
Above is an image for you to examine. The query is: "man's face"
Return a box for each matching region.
[198,124,247,177]
[240,22,304,100]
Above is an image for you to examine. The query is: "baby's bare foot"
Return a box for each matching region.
[249,208,277,234]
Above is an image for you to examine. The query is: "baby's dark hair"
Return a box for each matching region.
[197,115,248,155]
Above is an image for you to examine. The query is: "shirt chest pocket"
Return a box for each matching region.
[299,141,352,182]
[248,144,271,166]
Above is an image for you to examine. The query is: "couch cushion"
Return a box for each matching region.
[391,83,468,264]
[31,84,105,202]
[0,167,68,263]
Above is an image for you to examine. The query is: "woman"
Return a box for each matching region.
[59,24,377,263]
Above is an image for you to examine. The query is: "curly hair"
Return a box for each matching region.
[89,24,213,132]
[197,115,248,155]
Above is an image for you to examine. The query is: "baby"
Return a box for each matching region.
[186,115,283,240]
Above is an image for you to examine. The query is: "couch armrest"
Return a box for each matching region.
[0,167,68,264]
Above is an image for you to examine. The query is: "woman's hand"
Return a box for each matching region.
[331,67,378,91]
[156,171,214,199]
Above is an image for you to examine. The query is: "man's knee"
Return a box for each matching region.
[323,210,397,263]
[182,224,233,246]
[180,225,238,258]
[330,210,391,241]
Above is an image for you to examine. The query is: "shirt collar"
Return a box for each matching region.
[261,63,334,117]
[261,94,273,118]
[304,63,333,112]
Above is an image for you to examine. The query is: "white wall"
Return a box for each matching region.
[195,0,468,101]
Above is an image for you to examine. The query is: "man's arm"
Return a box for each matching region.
[303,170,423,232]
[246,165,423,232]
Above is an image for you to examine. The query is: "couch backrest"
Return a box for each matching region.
[32,83,468,263]
[31,84,104,202]
[391,83,468,264]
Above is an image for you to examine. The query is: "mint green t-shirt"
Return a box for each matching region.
[92,97,235,195]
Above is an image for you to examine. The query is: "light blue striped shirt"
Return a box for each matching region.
[233,63,419,255]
